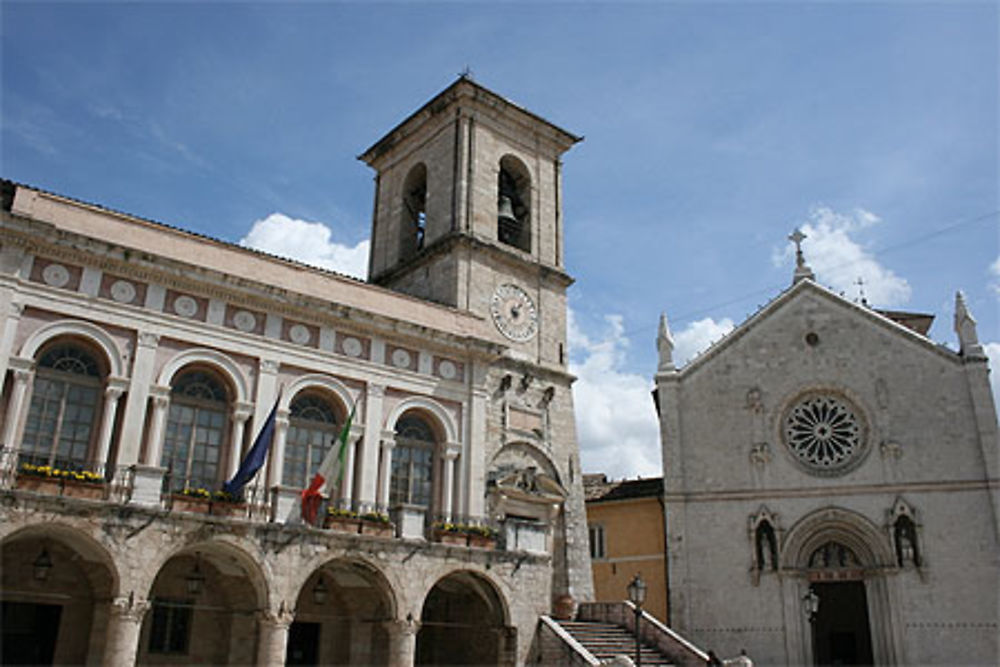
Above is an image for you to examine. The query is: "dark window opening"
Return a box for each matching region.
[148,598,193,654]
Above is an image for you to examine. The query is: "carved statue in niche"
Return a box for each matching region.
[894,514,921,567]
[487,443,566,523]
[755,520,779,571]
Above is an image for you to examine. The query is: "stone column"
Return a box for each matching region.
[118,332,159,466]
[0,299,25,391]
[340,433,357,507]
[269,411,290,487]
[358,384,384,505]
[377,437,395,509]
[440,445,460,521]
[102,594,150,667]
[465,363,489,517]
[255,607,295,666]
[227,403,253,480]
[144,388,171,466]
[1,361,33,450]
[385,617,420,667]
[93,379,127,473]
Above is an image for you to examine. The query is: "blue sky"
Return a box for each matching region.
[3,2,997,478]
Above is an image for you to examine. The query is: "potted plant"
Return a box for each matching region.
[359,511,394,538]
[17,463,106,500]
[209,490,247,518]
[324,507,361,533]
[170,487,213,514]
[431,521,470,546]
[465,524,498,549]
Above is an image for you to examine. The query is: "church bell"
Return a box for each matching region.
[498,195,518,224]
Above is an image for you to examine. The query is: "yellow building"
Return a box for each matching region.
[583,474,668,623]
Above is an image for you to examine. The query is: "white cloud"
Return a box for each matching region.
[240,213,369,280]
[568,311,661,479]
[773,206,911,306]
[673,317,735,367]
[989,257,1000,295]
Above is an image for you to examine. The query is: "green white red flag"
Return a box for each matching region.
[300,403,356,524]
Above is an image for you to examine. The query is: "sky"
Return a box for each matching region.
[3,2,997,480]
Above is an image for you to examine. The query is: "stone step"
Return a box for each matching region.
[554,619,675,666]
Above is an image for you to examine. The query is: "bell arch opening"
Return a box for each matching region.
[497,155,531,253]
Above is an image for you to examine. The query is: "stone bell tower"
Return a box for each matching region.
[360,77,595,605]
[359,75,580,371]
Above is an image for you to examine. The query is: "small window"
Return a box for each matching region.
[588,523,606,560]
[148,598,193,654]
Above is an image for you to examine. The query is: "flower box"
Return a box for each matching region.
[62,479,107,500]
[467,534,496,550]
[16,474,63,496]
[211,502,247,519]
[360,520,395,538]
[433,529,468,546]
[324,516,361,533]
[171,494,211,514]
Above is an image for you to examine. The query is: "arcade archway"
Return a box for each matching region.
[415,571,511,666]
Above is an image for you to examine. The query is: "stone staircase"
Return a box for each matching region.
[554,619,675,665]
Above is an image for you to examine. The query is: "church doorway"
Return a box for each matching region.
[810,581,874,666]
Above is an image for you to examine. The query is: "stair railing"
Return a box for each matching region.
[537,615,602,666]
[577,601,710,667]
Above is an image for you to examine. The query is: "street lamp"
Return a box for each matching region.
[627,574,647,667]
[312,577,328,605]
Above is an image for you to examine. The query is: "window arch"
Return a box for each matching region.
[21,343,105,470]
[497,155,531,252]
[161,369,230,491]
[283,392,342,490]
[400,163,428,260]
[390,413,438,508]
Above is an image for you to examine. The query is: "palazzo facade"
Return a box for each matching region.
[654,257,999,665]
[0,77,594,666]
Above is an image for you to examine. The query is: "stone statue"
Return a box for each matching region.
[657,313,675,371]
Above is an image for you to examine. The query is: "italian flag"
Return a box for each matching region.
[300,403,356,525]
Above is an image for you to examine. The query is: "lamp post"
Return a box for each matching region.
[627,574,647,667]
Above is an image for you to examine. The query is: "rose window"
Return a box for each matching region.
[783,394,865,474]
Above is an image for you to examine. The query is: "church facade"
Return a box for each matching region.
[654,255,999,665]
[0,78,593,666]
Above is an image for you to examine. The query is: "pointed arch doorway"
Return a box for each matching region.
[806,542,874,666]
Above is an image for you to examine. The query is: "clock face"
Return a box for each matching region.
[490,283,538,342]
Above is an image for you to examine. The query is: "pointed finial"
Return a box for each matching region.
[657,313,675,371]
[954,291,984,358]
[459,66,473,80]
[788,228,815,285]
[855,277,868,306]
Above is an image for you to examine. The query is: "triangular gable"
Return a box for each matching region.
[678,280,960,376]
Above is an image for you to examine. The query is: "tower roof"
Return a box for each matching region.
[359,76,582,166]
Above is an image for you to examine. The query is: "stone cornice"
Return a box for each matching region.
[663,477,999,503]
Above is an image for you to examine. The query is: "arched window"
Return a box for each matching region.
[390,414,436,508]
[162,369,229,491]
[497,155,531,252]
[283,393,340,489]
[400,163,428,260]
[21,344,103,469]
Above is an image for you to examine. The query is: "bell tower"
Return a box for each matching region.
[359,76,581,369]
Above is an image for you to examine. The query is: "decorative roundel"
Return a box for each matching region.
[391,348,412,368]
[438,360,457,380]
[232,310,257,333]
[173,295,198,318]
[341,336,363,358]
[109,279,137,304]
[289,324,311,345]
[490,283,538,342]
[42,263,70,288]
[782,393,867,475]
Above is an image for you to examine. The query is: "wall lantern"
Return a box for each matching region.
[802,586,820,622]
[312,577,328,606]
[186,553,206,596]
[33,547,53,581]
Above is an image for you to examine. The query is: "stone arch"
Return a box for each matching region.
[157,348,250,403]
[416,569,512,666]
[281,374,356,417]
[142,535,270,610]
[497,154,532,253]
[399,162,429,259]
[781,506,895,570]
[1,522,121,597]
[489,440,562,486]
[384,396,458,446]
[19,318,125,378]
